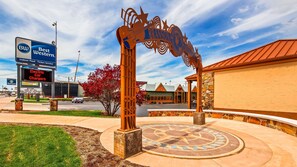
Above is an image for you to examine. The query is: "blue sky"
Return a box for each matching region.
[0,0,297,89]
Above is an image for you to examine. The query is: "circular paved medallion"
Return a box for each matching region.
[141,124,244,159]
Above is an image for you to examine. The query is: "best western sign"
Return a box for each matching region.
[15,37,57,67]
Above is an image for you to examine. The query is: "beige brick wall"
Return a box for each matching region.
[214,61,297,112]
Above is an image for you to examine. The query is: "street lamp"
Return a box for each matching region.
[52,21,57,46]
[51,21,57,98]
[68,77,72,98]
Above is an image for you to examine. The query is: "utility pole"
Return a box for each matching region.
[17,64,21,98]
[68,77,71,98]
[74,50,80,82]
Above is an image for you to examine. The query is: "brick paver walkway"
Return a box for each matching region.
[141,123,244,159]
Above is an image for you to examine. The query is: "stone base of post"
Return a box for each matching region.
[49,99,58,111]
[114,128,142,159]
[193,112,205,125]
[15,98,23,111]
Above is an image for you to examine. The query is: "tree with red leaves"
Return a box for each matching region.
[80,64,146,116]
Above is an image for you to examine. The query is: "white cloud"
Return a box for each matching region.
[135,48,194,84]
[218,0,297,38]
[239,6,249,13]
[0,71,16,78]
[203,54,231,67]
[164,0,232,27]
[222,31,277,51]
[278,17,297,38]
[231,33,239,39]
[195,41,224,48]
[231,18,242,25]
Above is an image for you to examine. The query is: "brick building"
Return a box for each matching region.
[186,39,297,119]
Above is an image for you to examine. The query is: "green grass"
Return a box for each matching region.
[0,125,81,167]
[23,110,113,118]
[11,98,73,103]
[23,99,49,103]
[10,98,49,103]
[54,98,72,101]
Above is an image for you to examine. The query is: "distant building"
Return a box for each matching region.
[141,83,197,104]
[42,82,84,98]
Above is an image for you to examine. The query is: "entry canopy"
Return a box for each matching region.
[116,7,202,69]
[116,7,204,132]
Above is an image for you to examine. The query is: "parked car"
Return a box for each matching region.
[72,97,84,103]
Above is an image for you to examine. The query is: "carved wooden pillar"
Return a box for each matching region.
[174,92,176,103]
[193,65,205,125]
[187,80,192,109]
[196,67,203,113]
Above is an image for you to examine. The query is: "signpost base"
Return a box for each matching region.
[50,99,58,111]
[193,112,205,125]
[114,129,142,159]
[15,98,23,111]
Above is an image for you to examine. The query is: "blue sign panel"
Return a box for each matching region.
[7,78,16,85]
[15,37,57,67]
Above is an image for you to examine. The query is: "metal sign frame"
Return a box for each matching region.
[15,37,56,99]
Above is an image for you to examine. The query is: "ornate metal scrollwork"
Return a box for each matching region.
[117,7,202,69]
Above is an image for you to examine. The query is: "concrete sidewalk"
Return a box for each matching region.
[0,113,296,167]
[0,96,49,111]
[0,96,15,110]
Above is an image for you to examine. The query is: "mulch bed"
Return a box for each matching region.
[0,123,146,167]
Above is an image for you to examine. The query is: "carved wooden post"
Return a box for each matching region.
[196,68,203,113]
[193,62,205,125]
[187,80,192,109]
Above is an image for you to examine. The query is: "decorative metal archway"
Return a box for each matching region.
[117,7,203,131]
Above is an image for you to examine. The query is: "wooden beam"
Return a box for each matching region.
[187,80,191,109]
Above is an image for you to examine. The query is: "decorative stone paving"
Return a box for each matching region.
[141,123,244,159]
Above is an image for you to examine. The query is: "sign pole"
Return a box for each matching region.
[17,64,21,98]
[51,69,55,98]
[52,21,57,99]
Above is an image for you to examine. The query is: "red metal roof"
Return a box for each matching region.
[185,73,196,80]
[185,39,297,81]
[203,39,297,72]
